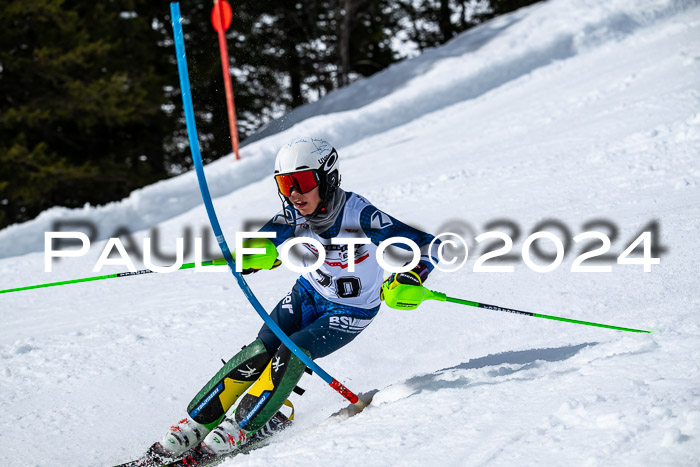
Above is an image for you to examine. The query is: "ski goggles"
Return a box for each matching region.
[274,170,320,197]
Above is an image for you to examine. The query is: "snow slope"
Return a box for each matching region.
[1,0,699,465]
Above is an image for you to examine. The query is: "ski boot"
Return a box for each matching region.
[201,416,248,457]
[160,416,210,457]
[170,405,294,467]
[120,417,210,466]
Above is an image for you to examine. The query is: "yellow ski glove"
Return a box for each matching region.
[380,262,430,310]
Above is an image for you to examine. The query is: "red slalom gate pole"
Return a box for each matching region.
[212,0,240,160]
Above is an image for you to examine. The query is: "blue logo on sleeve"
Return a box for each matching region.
[370,211,393,229]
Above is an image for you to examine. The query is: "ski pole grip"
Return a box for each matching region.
[424,289,447,302]
[330,379,359,404]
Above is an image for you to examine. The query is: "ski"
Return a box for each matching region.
[163,411,292,466]
[113,443,171,467]
[114,411,292,467]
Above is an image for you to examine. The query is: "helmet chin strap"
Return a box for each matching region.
[312,197,329,217]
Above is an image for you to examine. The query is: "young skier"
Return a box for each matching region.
[143,137,440,464]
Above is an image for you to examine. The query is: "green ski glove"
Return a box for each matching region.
[234,238,282,275]
[380,262,429,310]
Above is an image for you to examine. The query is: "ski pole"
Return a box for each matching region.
[0,259,227,295]
[385,285,651,333]
[170,2,366,410]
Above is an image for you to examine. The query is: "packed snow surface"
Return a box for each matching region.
[1,0,699,465]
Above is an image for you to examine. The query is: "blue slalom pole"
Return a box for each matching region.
[169,3,364,407]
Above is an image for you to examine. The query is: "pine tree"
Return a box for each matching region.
[0,0,542,229]
[0,0,179,228]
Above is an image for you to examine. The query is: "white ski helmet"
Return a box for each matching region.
[273,137,340,202]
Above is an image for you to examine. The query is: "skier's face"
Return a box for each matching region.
[288,185,321,216]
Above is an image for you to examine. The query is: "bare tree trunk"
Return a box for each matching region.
[280,5,304,108]
[337,0,352,87]
[439,0,454,43]
[288,42,304,108]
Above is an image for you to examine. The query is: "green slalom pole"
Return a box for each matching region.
[385,284,651,333]
[0,258,227,295]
